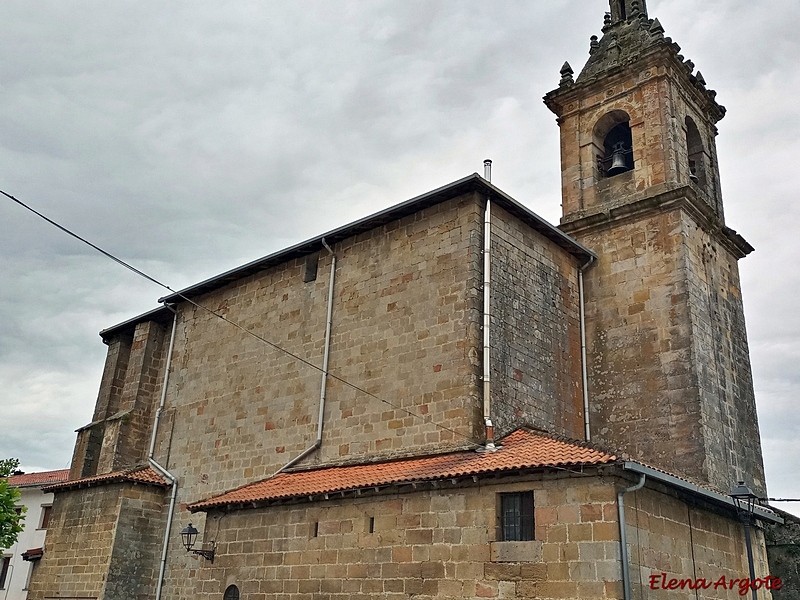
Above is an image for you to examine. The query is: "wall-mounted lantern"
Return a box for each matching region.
[180,523,216,563]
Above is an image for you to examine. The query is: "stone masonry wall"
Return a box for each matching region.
[104,486,167,600]
[557,59,723,226]
[157,193,486,509]
[625,484,772,600]
[188,474,624,600]
[27,487,121,599]
[571,201,764,495]
[682,211,766,495]
[28,484,166,600]
[765,509,800,600]
[70,320,168,480]
[489,204,584,439]
[111,320,168,472]
[179,473,765,600]
[70,333,132,479]
[578,207,708,483]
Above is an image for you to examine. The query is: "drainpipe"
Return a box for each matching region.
[479,159,497,452]
[578,256,595,441]
[275,238,337,474]
[618,473,646,600]
[149,304,178,600]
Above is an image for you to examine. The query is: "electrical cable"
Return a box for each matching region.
[3,188,478,446]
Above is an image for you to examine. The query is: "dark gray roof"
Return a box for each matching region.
[101,173,594,339]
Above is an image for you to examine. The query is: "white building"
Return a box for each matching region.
[1,470,68,600]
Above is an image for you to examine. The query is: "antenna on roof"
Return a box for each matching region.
[484,159,492,182]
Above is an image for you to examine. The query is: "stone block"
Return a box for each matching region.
[489,541,543,563]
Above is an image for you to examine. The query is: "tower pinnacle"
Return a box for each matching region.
[607,0,648,26]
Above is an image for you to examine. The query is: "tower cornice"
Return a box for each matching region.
[544,39,725,125]
[558,185,753,259]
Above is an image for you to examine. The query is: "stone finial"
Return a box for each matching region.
[649,18,665,38]
[559,61,575,86]
[696,71,707,86]
[603,12,612,29]
[589,35,600,55]
[684,59,695,72]
[631,0,641,15]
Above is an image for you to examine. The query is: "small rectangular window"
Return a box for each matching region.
[499,491,534,541]
[40,505,53,529]
[0,556,10,589]
[304,254,319,283]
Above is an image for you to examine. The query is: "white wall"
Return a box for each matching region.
[1,486,54,600]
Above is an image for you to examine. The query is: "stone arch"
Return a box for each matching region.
[685,115,707,188]
[223,585,240,600]
[593,110,634,177]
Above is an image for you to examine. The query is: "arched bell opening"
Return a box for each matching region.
[685,116,707,188]
[593,110,635,178]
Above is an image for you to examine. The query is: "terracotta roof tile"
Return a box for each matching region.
[7,469,70,488]
[190,429,616,511]
[42,466,169,493]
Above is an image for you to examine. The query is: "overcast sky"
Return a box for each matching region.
[1,0,798,517]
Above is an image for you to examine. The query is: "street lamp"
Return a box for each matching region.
[180,523,216,563]
[730,481,759,600]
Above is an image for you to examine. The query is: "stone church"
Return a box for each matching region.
[28,1,786,598]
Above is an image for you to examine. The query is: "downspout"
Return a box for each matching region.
[578,256,595,441]
[479,159,497,452]
[618,473,646,600]
[275,238,337,474]
[149,304,179,600]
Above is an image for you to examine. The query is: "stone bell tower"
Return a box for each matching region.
[544,0,766,494]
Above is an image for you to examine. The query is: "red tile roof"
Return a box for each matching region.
[7,469,70,488]
[42,466,169,493]
[190,429,617,512]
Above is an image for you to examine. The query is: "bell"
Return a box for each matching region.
[607,145,629,176]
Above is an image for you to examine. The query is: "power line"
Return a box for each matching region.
[3,188,479,446]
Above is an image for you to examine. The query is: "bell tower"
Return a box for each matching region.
[544,1,766,494]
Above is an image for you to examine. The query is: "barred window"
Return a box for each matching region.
[499,491,534,541]
[223,584,240,600]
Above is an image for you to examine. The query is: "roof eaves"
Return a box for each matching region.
[100,174,593,337]
[7,469,71,488]
[188,429,616,512]
[154,174,595,303]
[42,466,170,493]
[99,305,173,341]
[622,461,783,524]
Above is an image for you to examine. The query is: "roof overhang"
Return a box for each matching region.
[622,462,783,524]
[99,173,594,339]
